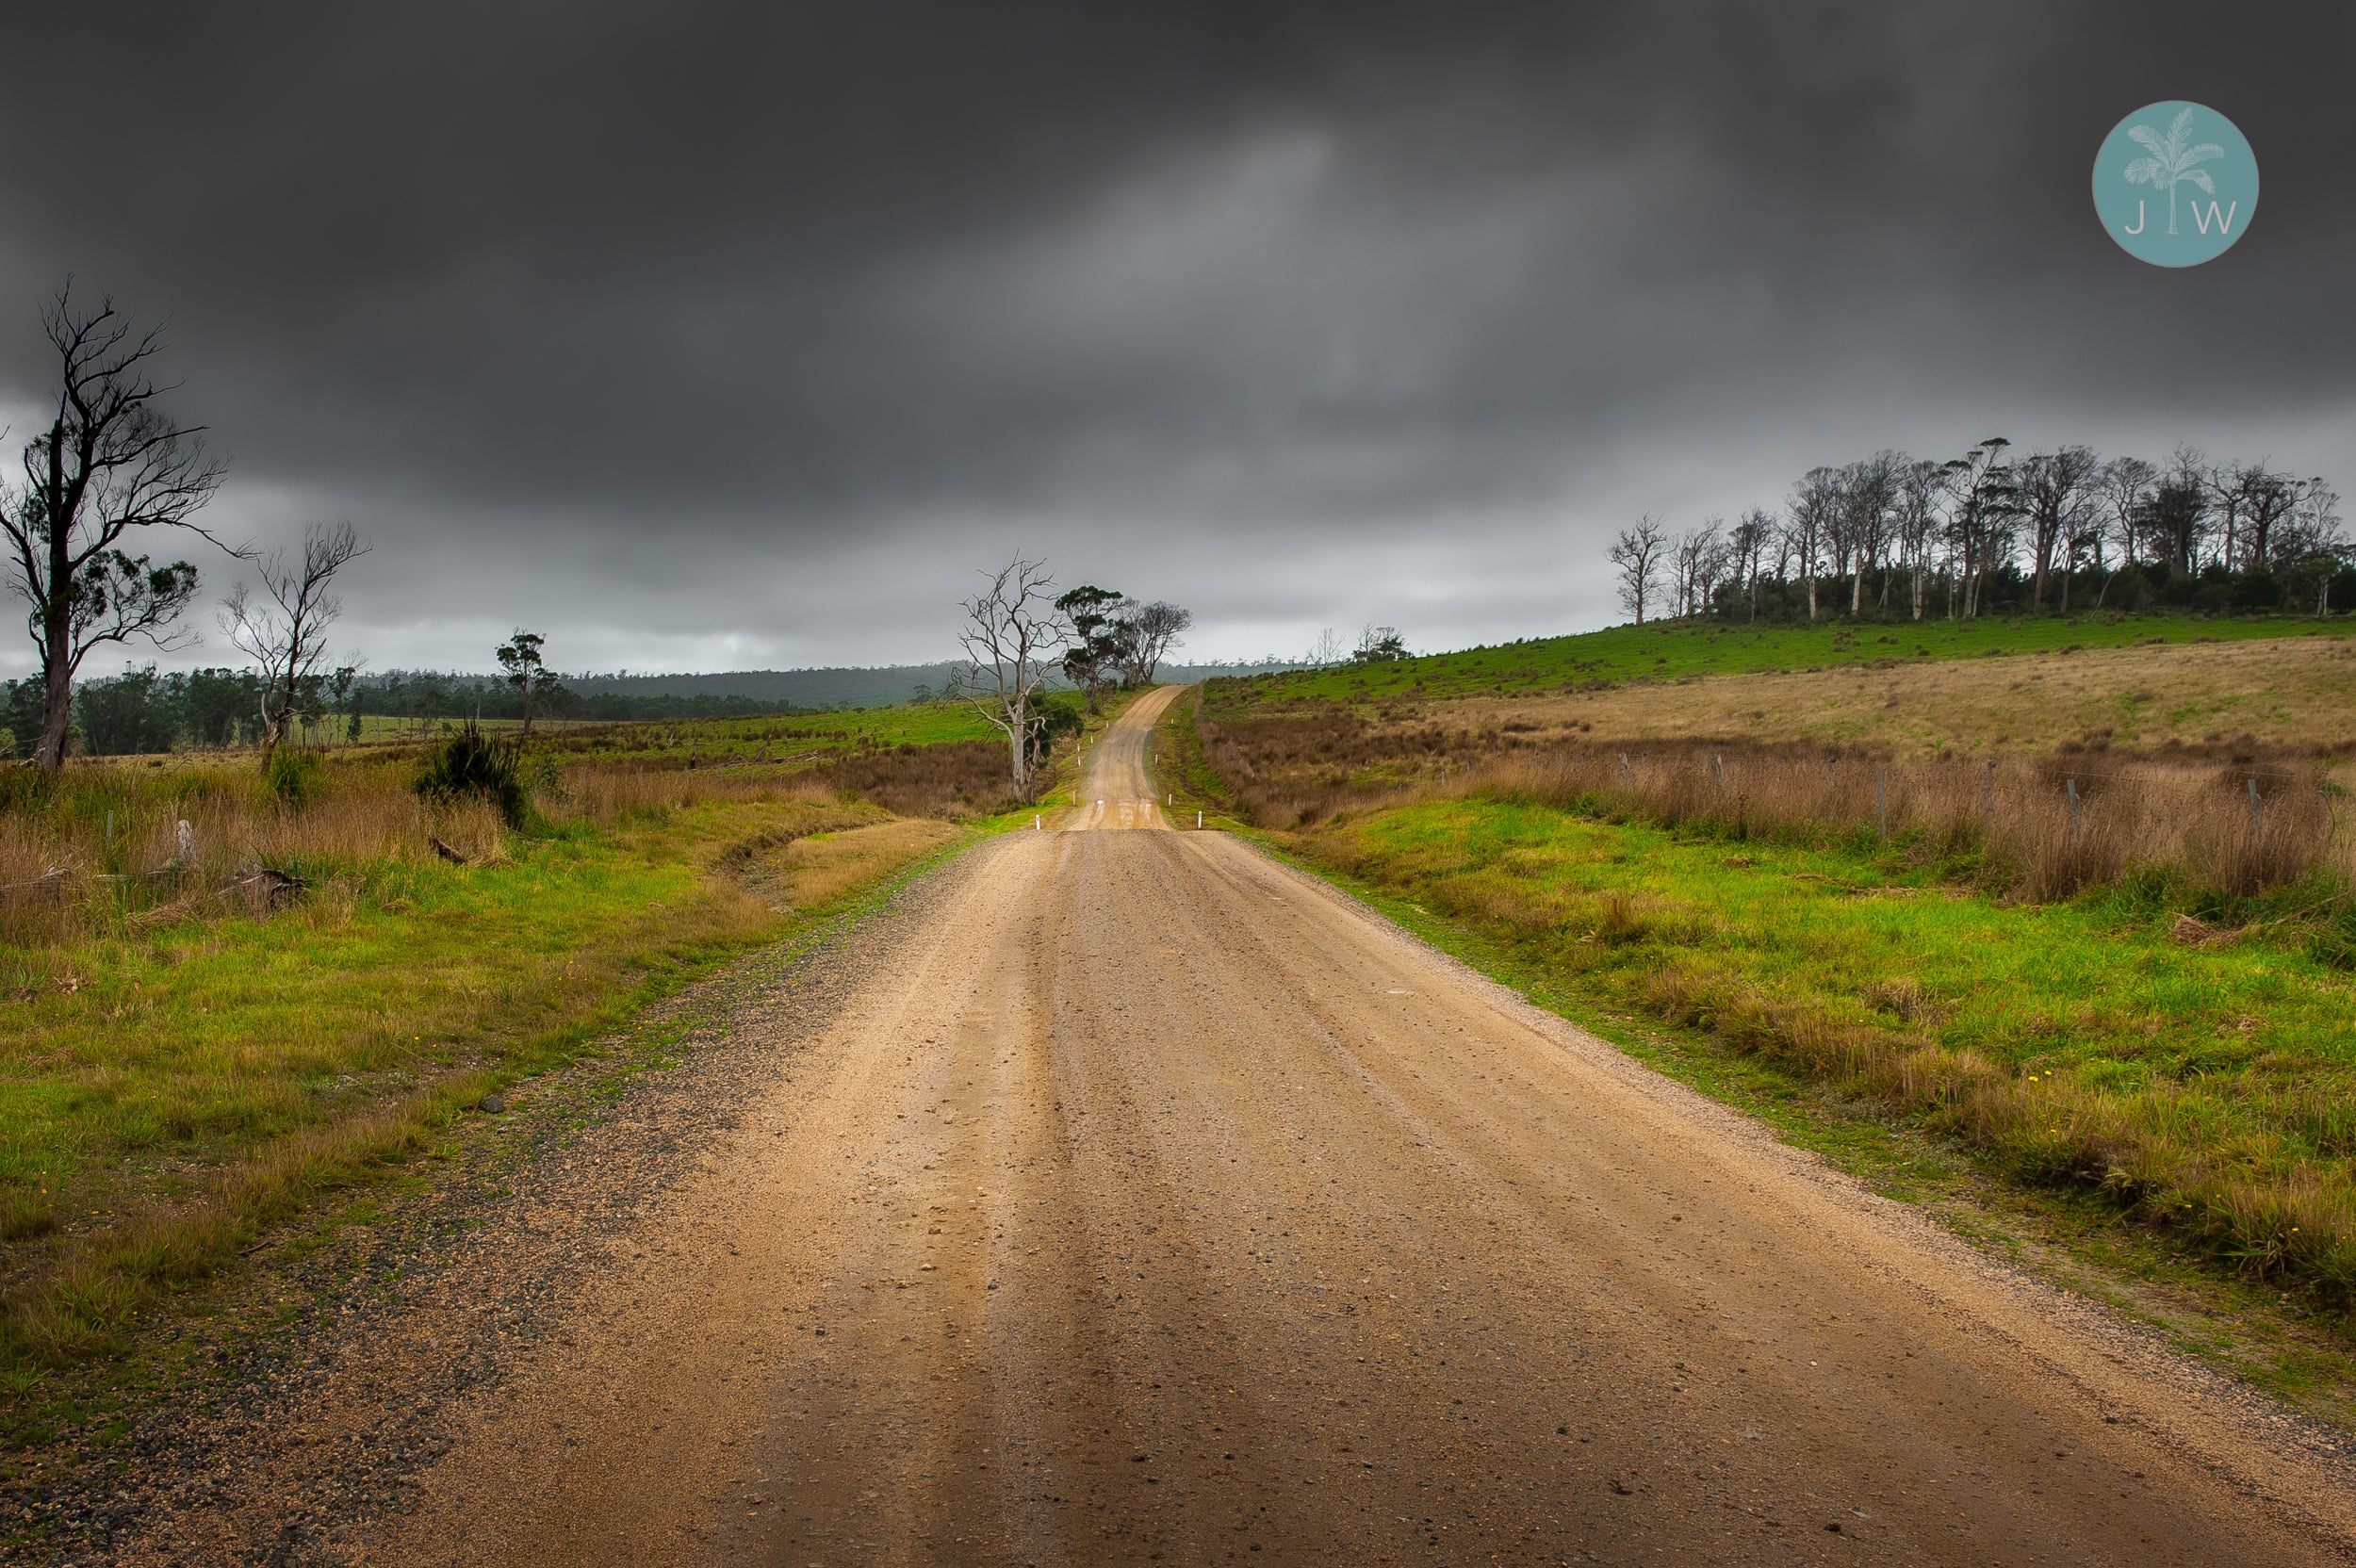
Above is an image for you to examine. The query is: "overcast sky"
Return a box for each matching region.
[0,2,2346,678]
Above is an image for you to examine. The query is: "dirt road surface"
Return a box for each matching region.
[342,685,2352,1565]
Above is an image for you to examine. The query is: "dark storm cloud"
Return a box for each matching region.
[0,2,2346,670]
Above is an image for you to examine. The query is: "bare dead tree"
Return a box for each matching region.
[1119,600,1192,685]
[222,521,368,760]
[1607,514,1668,624]
[2,286,229,770]
[957,557,1071,801]
[1670,518,1726,618]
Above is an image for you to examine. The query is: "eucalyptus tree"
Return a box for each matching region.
[1836,451,1899,615]
[2201,459,2271,572]
[2095,455,2157,601]
[2014,445,2101,612]
[1783,468,1841,621]
[1607,514,1668,624]
[1670,519,1726,618]
[496,629,564,735]
[1939,438,2021,620]
[957,557,1070,800]
[2280,481,2348,615]
[222,521,368,760]
[1055,584,1125,711]
[1727,508,1775,620]
[2,287,229,771]
[2224,462,2299,571]
[2146,445,2209,572]
[1120,600,1192,685]
[1891,459,1944,619]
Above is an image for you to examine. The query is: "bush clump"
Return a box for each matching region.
[265,747,327,808]
[413,722,528,827]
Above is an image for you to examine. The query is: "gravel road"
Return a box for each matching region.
[55,686,2356,1564]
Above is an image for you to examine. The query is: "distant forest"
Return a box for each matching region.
[8,657,1318,758]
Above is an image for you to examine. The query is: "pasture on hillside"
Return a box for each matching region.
[1262,612,2355,709]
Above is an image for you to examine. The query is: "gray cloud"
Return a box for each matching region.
[0,2,2346,675]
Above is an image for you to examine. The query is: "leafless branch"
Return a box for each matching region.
[222,521,368,760]
[957,557,1070,801]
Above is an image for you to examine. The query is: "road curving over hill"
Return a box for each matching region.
[378,682,2356,1566]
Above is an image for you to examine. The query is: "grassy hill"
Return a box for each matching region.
[1215,614,2356,760]
[1257,612,2353,706]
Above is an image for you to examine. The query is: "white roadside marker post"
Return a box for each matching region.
[1034,814,1041,831]
[1197,810,1203,828]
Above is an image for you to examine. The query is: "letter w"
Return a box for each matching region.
[2190,200,2238,236]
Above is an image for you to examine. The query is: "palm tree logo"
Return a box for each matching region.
[2121,106,2223,236]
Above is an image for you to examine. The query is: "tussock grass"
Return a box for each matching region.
[739,818,964,912]
[800,739,1028,819]
[0,738,992,1373]
[1199,694,2346,906]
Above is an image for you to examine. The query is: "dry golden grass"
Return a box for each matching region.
[1474,746,2346,901]
[0,753,928,948]
[1430,632,2356,759]
[1200,692,2348,903]
[554,761,841,825]
[751,818,964,912]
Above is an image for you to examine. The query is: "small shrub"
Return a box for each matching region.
[265,748,327,809]
[413,722,527,828]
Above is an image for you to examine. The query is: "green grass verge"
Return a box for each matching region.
[1302,799,2356,1287]
[1260,842,2356,1425]
[0,820,990,1457]
[0,779,1011,1373]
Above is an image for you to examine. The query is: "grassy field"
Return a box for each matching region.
[1259,611,2354,707]
[1433,633,2356,757]
[177,700,1000,764]
[1174,615,2356,1319]
[0,785,899,1369]
[0,696,1074,1378]
[524,701,999,764]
